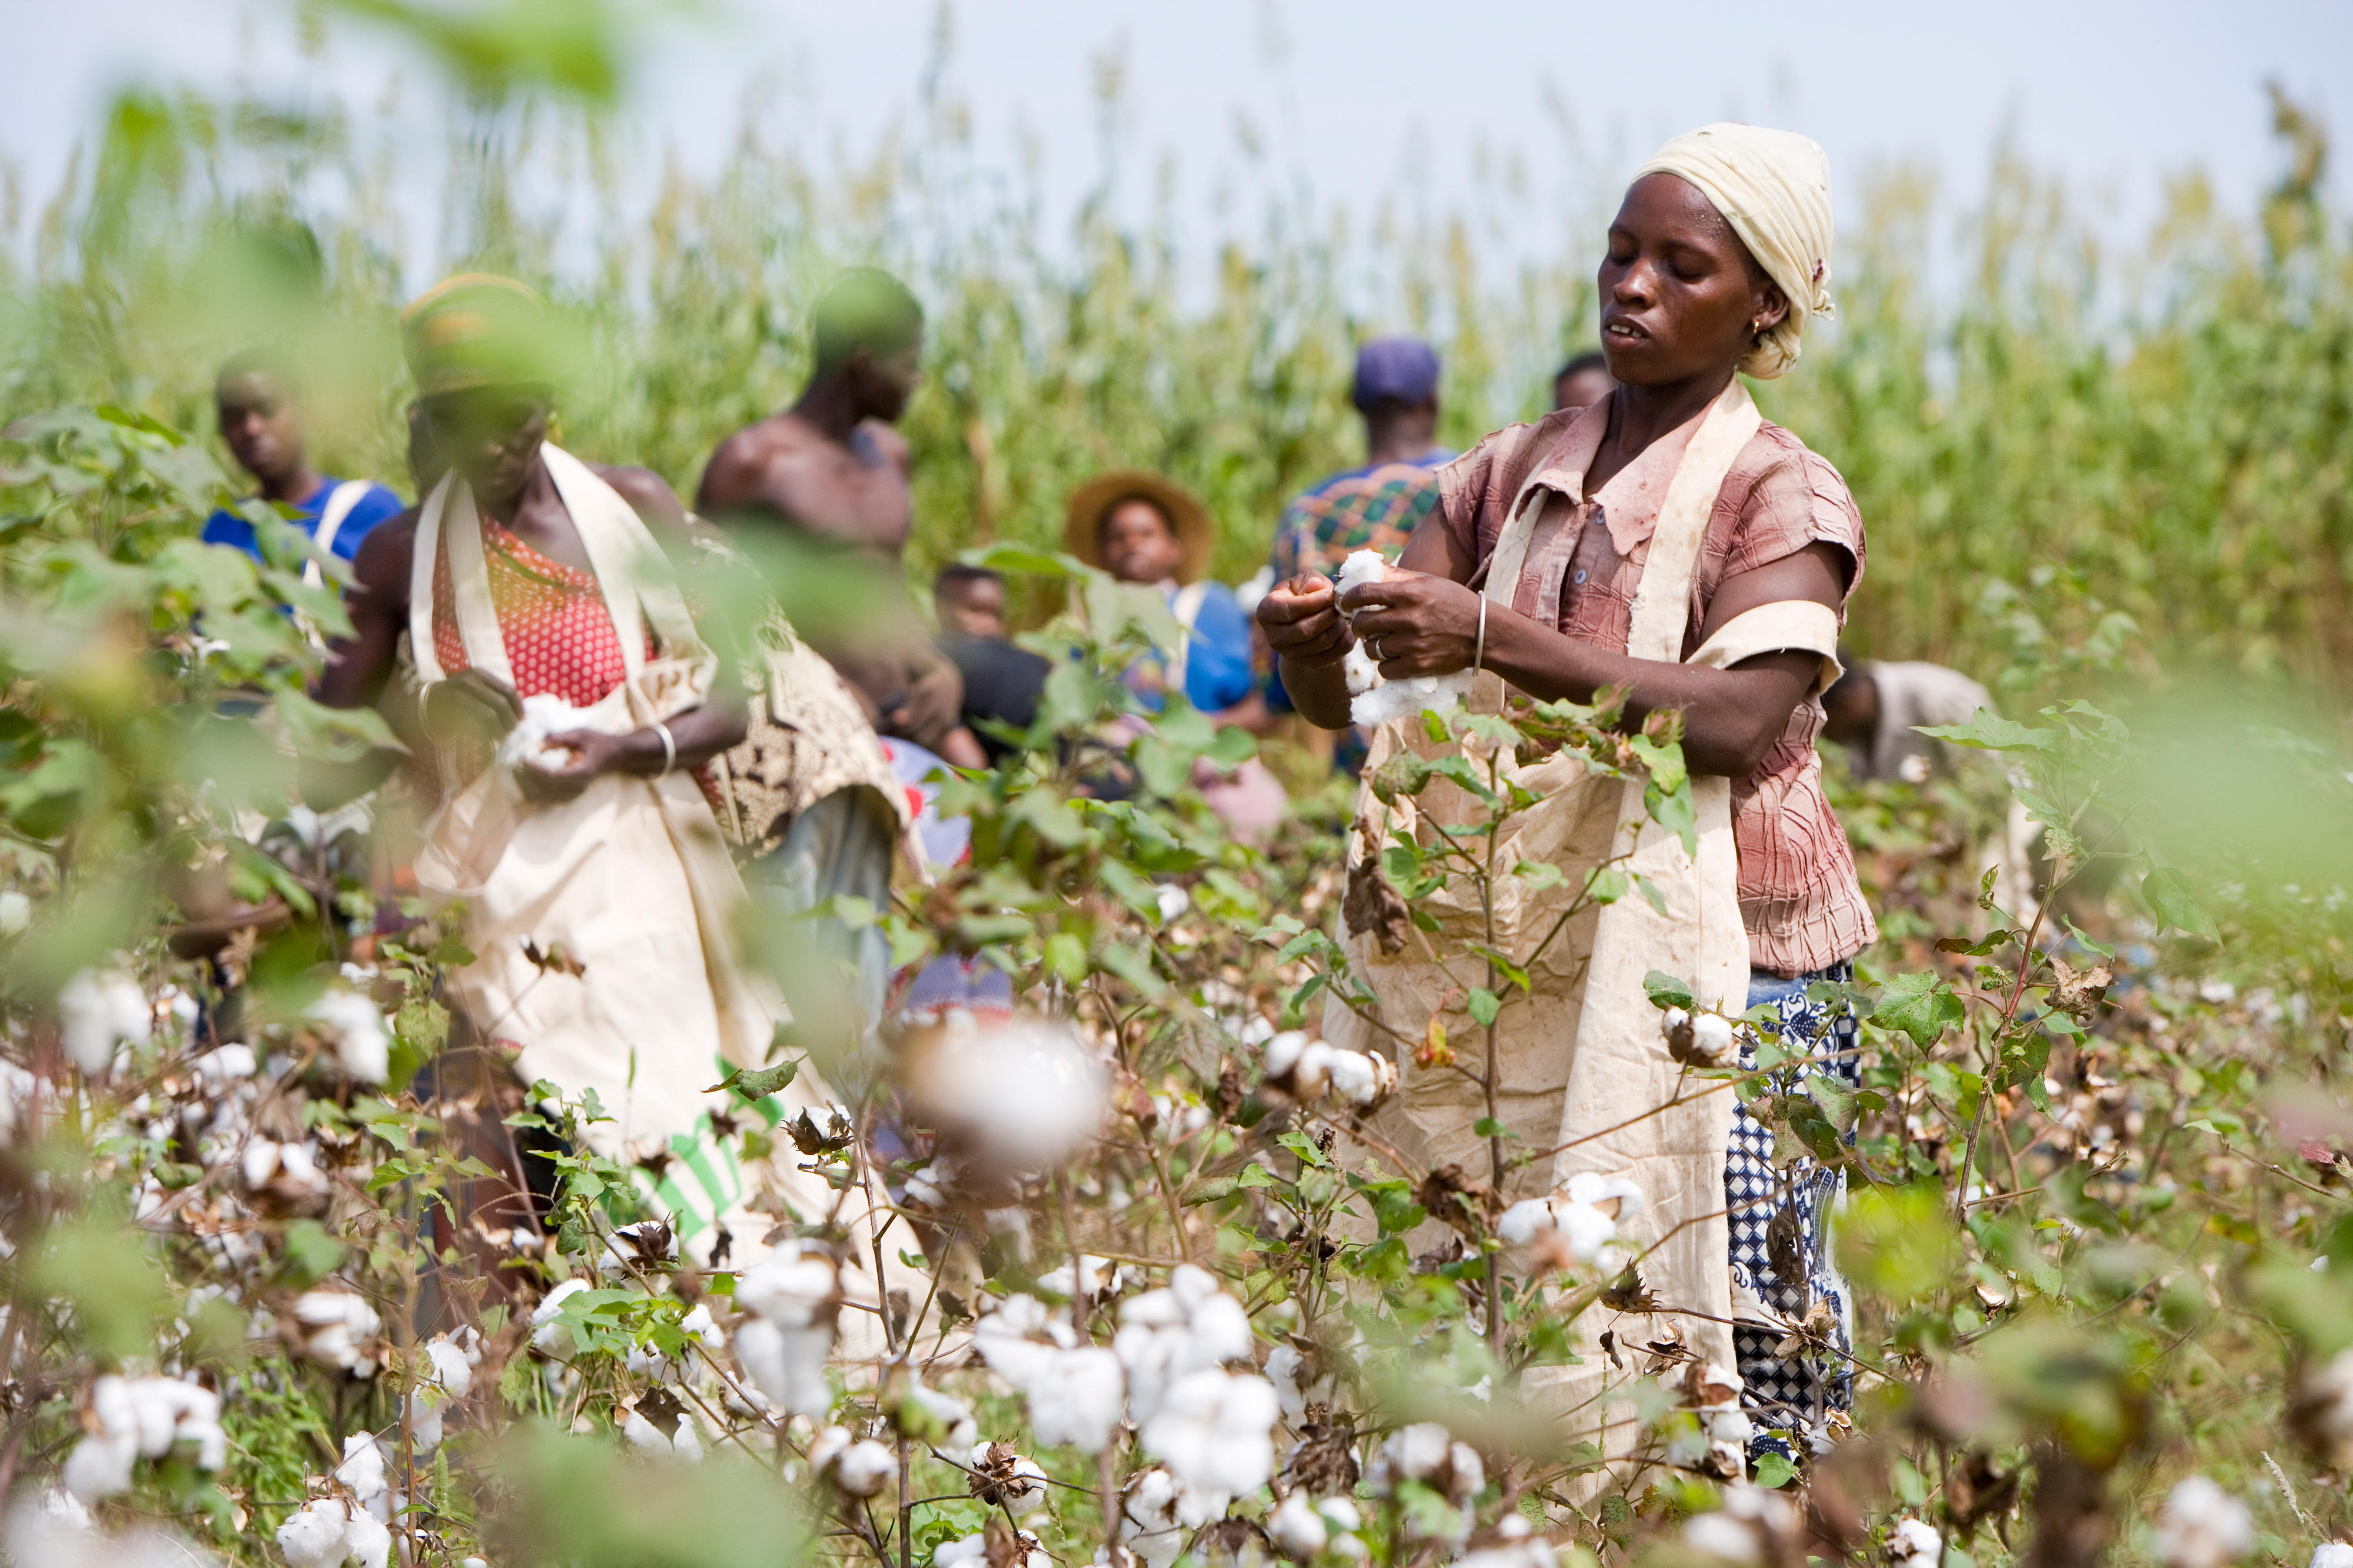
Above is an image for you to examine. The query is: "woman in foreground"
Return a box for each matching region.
[1259,125,1875,1463]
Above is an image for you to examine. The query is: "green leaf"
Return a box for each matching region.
[708,1057,800,1100]
[1871,971,1965,1049]
[1752,1450,1797,1489]
[1467,987,1501,1027]
[1185,1176,1240,1206]
[1237,1164,1278,1190]
[1472,1117,1508,1139]
[1422,709,1451,743]
[2142,868,2219,940]
[1643,971,1695,1011]
[1916,712,2056,752]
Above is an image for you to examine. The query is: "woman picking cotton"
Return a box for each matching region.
[1258,127,1873,1465]
[314,276,834,1259]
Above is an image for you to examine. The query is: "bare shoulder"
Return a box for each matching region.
[590,462,688,529]
[348,505,422,602]
[696,415,821,513]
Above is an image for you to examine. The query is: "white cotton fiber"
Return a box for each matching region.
[1331,549,1473,726]
[498,694,599,769]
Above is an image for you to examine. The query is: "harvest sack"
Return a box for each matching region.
[1325,379,1805,1463]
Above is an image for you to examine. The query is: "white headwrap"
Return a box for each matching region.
[1634,124,1835,380]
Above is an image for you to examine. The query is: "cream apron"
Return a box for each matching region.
[1325,381,1835,1463]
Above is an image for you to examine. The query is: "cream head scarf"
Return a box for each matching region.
[1634,124,1835,379]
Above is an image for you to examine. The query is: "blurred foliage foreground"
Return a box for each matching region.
[2,396,2353,1568]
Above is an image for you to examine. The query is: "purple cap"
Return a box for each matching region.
[1351,336,1441,411]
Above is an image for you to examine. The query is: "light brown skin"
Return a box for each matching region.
[1098,498,1278,735]
[697,344,988,770]
[310,385,746,806]
[1818,669,1879,749]
[1098,498,1189,587]
[1259,171,1847,779]
[1363,395,1441,468]
[218,369,325,506]
[935,575,1008,639]
[1552,363,1617,415]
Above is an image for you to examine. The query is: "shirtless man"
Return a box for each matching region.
[696,267,985,770]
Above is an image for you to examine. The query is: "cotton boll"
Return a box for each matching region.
[829,1439,897,1498]
[530,1279,591,1351]
[1116,1266,1255,1423]
[1887,1517,1941,1568]
[61,1430,137,1503]
[1268,1492,1328,1559]
[192,1043,258,1089]
[499,694,601,769]
[903,1383,979,1453]
[2311,1544,2353,1568]
[733,1243,838,1327]
[58,969,151,1076]
[967,1442,1050,1516]
[1379,1422,1451,1484]
[1351,671,1473,729]
[2153,1477,2253,1568]
[335,1432,387,1506]
[905,1014,1110,1173]
[293,1288,383,1373]
[276,1499,356,1568]
[1455,1541,1558,1568]
[732,1317,833,1418]
[306,990,390,1085]
[1027,1346,1126,1452]
[1323,1048,1397,1110]
[1682,1513,1761,1564]
[1139,1369,1280,1504]
[0,891,29,937]
[1121,1467,1192,1568]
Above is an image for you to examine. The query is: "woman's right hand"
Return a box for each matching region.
[422,669,523,745]
[1255,573,1355,669]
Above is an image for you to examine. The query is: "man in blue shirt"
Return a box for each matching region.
[202,351,405,577]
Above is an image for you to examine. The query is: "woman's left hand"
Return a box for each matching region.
[1339,572,1487,679]
[518,729,635,802]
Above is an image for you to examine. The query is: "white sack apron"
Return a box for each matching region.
[407,448,783,1173]
[1323,379,1762,1452]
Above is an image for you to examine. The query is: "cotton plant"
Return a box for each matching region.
[303,989,389,1085]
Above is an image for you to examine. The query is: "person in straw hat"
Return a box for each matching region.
[1064,470,1258,720]
[1259,124,1872,1466]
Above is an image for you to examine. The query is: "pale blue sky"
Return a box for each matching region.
[5,0,2349,282]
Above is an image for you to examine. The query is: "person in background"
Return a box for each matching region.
[695,269,964,1038]
[1819,655,1994,785]
[204,351,405,577]
[1266,337,1456,585]
[1552,348,1617,414]
[933,564,1050,765]
[1065,473,1257,718]
[697,269,986,771]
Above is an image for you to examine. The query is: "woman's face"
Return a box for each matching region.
[1099,498,1186,585]
[1597,172,1787,389]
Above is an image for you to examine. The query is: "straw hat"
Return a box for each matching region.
[1063,471,1217,586]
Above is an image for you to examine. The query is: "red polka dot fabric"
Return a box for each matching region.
[431,521,648,707]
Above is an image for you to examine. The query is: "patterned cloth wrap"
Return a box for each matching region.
[1267,452,1452,583]
[1727,959,1861,1454]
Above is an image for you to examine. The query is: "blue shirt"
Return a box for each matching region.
[1121,581,1259,714]
[202,477,406,567]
